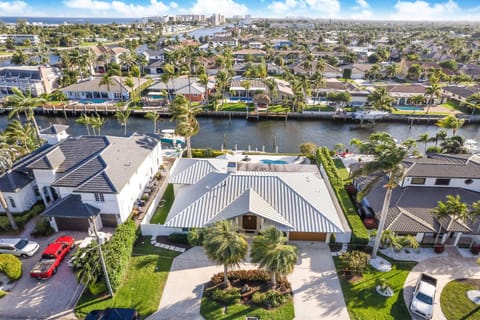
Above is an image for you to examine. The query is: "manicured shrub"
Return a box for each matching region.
[210,288,241,305]
[187,228,204,246]
[167,233,189,245]
[0,202,45,232]
[252,291,267,305]
[339,250,371,277]
[252,290,288,308]
[0,254,22,280]
[211,270,270,285]
[88,280,107,296]
[30,217,55,237]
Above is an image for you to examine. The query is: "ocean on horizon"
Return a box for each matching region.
[0,16,142,25]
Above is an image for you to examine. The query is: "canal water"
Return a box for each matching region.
[1,115,479,153]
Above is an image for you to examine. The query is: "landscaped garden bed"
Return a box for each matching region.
[441,279,480,320]
[200,270,294,320]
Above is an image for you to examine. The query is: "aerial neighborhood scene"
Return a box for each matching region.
[1,0,480,319]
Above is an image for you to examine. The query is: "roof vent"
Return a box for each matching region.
[227,161,237,173]
[124,161,131,166]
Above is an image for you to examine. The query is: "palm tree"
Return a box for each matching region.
[240,80,251,101]
[76,114,92,135]
[145,111,160,133]
[433,129,448,148]
[114,108,132,136]
[409,94,426,106]
[91,114,106,135]
[385,64,399,80]
[170,95,201,158]
[5,87,46,140]
[416,133,430,154]
[0,149,18,230]
[203,220,248,288]
[161,63,175,104]
[124,77,136,102]
[352,132,412,259]
[99,74,114,92]
[466,93,480,115]
[367,87,395,111]
[215,70,231,106]
[198,73,209,105]
[4,120,36,154]
[250,226,298,288]
[424,81,442,114]
[436,115,465,136]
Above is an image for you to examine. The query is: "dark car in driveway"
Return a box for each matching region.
[357,206,377,229]
[85,308,139,320]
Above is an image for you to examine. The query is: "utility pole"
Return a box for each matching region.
[90,217,114,297]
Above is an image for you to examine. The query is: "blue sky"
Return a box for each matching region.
[1,0,480,20]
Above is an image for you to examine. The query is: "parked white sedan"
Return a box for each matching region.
[0,238,40,258]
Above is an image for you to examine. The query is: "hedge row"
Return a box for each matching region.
[192,148,228,158]
[0,254,22,280]
[211,269,271,285]
[316,148,369,244]
[0,202,45,233]
[102,219,137,290]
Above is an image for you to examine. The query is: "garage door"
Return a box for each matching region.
[55,217,90,231]
[289,232,327,241]
[101,214,118,227]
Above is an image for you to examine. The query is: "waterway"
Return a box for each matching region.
[1,115,479,153]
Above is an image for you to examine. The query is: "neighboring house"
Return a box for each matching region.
[340,63,373,79]
[273,78,293,103]
[6,34,40,45]
[271,39,292,49]
[312,80,369,107]
[60,76,148,101]
[26,132,163,231]
[386,85,434,105]
[89,45,130,73]
[147,75,213,102]
[354,154,480,247]
[163,158,351,243]
[0,66,61,98]
[234,49,267,62]
[229,78,267,101]
[142,49,166,63]
[291,61,341,78]
[442,85,480,103]
[210,36,238,47]
[459,64,480,80]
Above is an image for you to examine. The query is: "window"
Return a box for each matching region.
[411,177,426,185]
[8,197,16,208]
[435,178,451,186]
[94,193,105,202]
[114,92,122,99]
[465,179,474,185]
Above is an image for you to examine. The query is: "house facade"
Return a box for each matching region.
[0,66,61,98]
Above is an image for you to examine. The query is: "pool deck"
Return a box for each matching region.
[216,153,307,164]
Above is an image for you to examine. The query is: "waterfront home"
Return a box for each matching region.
[147,75,214,102]
[291,61,341,78]
[442,85,480,104]
[60,76,147,101]
[229,78,267,101]
[0,66,61,98]
[89,45,130,73]
[354,154,480,247]
[162,158,351,242]
[1,126,163,231]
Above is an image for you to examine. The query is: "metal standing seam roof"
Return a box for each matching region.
[165,172,345,233]
[169,159,228,185]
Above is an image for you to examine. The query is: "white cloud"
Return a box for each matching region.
[390,0,459,21]
[62,0,172,17]
[0,0,35,15]
[267,0,340,18]
[356,0,368,8]
[190,0,248,16]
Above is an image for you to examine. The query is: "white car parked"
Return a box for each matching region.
[0,238,40,258]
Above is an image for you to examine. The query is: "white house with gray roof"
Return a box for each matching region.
[0,131,163,232]
[164,158,351,242]
[355,153,480,247]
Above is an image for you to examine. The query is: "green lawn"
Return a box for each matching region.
[334,158,350,181]
[200,297,295,320]
[334,256,416,320]
[304,105,335,112]
[150,184,174,224]
[391,110,450,116]
[219,103,250,112]
[441,279,480,320]
[75,237,179,319]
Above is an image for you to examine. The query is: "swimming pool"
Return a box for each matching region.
[396,105,424,111]
[77,99,109,104]
[260,159,288,165]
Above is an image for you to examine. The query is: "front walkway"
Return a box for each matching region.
[289,242,350,320]
[403,247,480,320]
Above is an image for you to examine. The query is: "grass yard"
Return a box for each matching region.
[334,256,416,320]
[200,297,295,320]
[150,184,174,224]
[441,279,480,320]
[75,237,179,319]
[304,105,335,112]
[219,103,250,112]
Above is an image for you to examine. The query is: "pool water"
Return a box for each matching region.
[396,105,424,111]
[78,99,109,104]
[260,159,288,165]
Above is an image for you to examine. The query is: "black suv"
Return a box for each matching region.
[85,308,139,320]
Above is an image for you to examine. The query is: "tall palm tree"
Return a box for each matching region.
[198,72,209,105]
[416,133,430,154]
[0,149,18,230]
[4,120,36,154]
[5,87,46,140]
[424,81,442,114]
[433,129,448,148]
[145,111,160,133]
[436,115,465,136]
[215,70,231,106]
[466,93,480,115]
[91,114,106,135]
[76,114,92,135]
[99,74,114,92]
[352,132,412,259]
[114,108,132,136]
[203,220,248,288]
[161,63,175,104]
[250,226,298,288]
[170,95,201,158]
[385,64,399,80]
[367,87,395,111]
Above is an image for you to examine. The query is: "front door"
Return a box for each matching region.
[242,215,257,230]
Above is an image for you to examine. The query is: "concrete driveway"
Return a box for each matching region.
[403,249,480,320]
[289,241,350,320]
[0,219,88,320]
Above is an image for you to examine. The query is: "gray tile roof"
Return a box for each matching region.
[30,133,161,194]
[0,171,32,192]
[42,194,100,218]
[404,154,480,179]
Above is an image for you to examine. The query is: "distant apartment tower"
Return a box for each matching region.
[209,14,225,26]
[8,34,40,45]
[176,15,206,22]
[0,66,60,98]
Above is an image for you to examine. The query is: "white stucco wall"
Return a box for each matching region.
[402,176,480,192]
[1,182,37,213]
